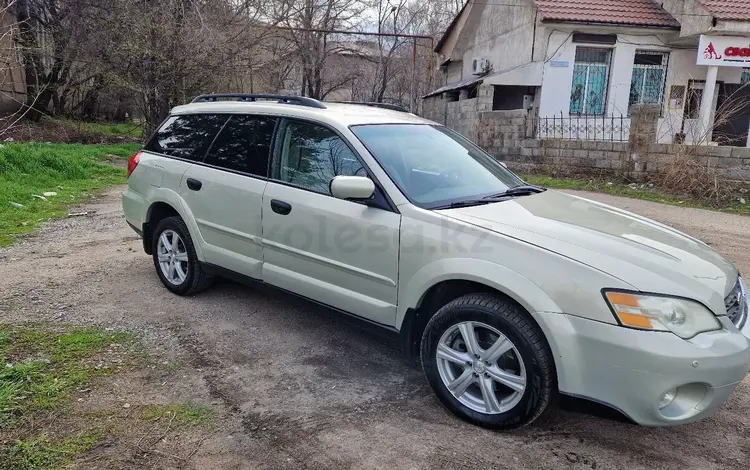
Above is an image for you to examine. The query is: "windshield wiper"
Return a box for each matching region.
[433,196,511,210]
[483,185,547,199]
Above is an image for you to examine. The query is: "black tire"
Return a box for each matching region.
[420,293,555,430]
[151,216,214,296]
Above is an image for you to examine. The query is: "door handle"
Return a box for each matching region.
[270,199,292,216]
[186,178,202,191]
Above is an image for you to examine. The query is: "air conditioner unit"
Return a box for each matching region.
[472,57,490,75]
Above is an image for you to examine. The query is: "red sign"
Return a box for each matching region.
[725,47,750,58]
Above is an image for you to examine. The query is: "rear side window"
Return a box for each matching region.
[204,115,276,177]
[145,114,227,161]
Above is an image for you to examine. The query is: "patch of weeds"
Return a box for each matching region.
[0,434,97,470]
[141,404,214,427]
[0,142,141,246]
[52,117,144,139]
[0,325,136,429]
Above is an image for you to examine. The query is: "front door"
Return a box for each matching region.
[180,114,276,280]
[261,119,401,326]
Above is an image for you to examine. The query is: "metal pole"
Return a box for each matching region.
[411,37,417,112]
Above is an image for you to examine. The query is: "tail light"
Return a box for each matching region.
[127,151,141,178]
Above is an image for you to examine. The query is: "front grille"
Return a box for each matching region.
[725,278,748,329]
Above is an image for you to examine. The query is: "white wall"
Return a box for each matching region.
[538,30,748,144]
[452,0,539,80]
[539,31,676,118]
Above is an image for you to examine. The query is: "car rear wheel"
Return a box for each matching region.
[421,293,555,429]
[152,216,213,296]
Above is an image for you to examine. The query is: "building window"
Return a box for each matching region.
[570,47,612,115]
[628,52,669,111]
[742,69,750,84]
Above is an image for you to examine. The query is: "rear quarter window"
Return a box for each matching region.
[144,114,228,161]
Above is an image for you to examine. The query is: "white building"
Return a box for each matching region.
[426,0,750,146]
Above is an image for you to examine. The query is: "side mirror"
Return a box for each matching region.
[330,176,375,201]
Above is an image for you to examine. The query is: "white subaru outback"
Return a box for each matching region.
[123,94,750,430]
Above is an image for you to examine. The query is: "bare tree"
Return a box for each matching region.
[280,0,367,100]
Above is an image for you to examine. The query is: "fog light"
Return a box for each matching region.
[659,389,677,409]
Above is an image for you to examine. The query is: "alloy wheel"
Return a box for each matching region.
[436,321,527,414]
[156,229,189,285]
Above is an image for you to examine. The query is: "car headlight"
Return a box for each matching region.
[603,291,722,339]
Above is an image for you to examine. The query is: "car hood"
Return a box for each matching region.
[439,190,737,313]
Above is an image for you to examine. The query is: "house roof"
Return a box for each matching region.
[534,0,680,28]
[698,1,750,21]
[434,0,680,55]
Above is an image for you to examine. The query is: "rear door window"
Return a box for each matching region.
[145,114,228,161]
[203,115,276,177]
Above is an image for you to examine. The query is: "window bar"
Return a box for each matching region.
[593,114,597,141]
[552,114,555,139]
[603,113,606,142]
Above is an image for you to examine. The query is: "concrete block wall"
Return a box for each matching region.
[421,84,494,143]
[504,139,750,181]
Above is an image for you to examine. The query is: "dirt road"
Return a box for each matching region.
[1,187,748,470]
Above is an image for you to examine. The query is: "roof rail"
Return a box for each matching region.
[330,101,410,113]
[192,94,327,109]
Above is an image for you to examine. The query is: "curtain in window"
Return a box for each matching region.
[570,64,587,114]
[629,68,645,108]
[586,65,607,115]
[642,69,664,104]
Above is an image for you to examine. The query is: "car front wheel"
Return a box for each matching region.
[421,293,555,429]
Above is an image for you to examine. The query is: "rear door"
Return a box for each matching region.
[180,114,277,279]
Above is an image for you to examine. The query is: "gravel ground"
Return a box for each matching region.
[1,187,749,470]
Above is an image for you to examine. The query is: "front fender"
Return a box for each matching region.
[396,258,561,329]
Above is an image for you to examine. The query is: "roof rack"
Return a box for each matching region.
[192,94,327,109]
[330,101,410,113]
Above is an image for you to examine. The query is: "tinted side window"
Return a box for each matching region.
[204,115,276,177]
[277,121,365,194]
[145,114,228,161]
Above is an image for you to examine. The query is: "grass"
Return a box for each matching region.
[0,142,141,246]
[140,404,214,427]
[0,434,98,470]
[523,174,750,215]
[51,117,144,139]
[0,325,135,429]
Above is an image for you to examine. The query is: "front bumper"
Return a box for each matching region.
[534,312,750,426]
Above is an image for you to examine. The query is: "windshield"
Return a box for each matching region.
[351,124,526,209]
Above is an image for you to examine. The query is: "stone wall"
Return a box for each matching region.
[422,84,494,143]
[502,139,750,181]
